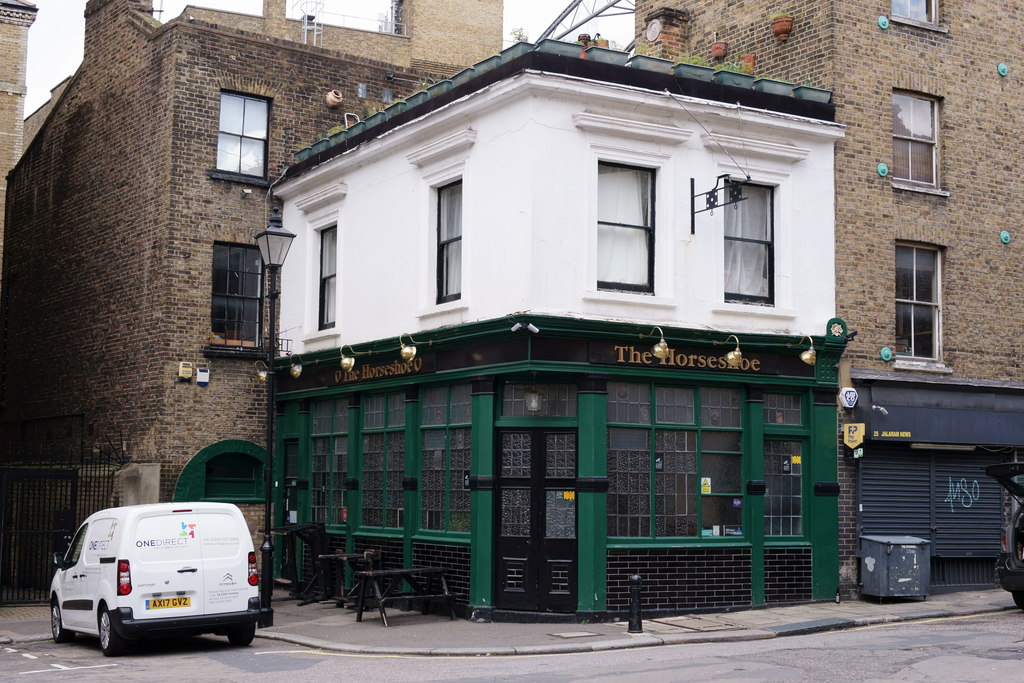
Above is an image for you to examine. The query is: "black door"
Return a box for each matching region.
[495,429,577,612]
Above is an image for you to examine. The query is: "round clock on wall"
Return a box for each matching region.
[645,18,662,41]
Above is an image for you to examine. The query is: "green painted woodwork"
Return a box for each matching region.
[173,439,265,502]
[809,397,840,599]
[403,392,420,565]
[745,391,766,605]
[575,383,608,612]
[468,380,496,607]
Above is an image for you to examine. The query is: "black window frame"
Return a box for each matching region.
[210,242,263,349]
[436,180,463,304]
[597,162,655,293]
[217,91,270,178]
[724,183,775,305]
[895,243,941,359]
[319,226,337,330]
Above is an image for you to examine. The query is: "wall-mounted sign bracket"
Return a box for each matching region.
[690,174,749,234]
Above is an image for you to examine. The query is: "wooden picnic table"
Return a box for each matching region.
[354,566,454,627]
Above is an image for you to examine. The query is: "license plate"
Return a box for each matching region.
[145,597,190,610]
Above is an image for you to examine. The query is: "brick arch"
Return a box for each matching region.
[217,75,284,100]
[173,439,265,502]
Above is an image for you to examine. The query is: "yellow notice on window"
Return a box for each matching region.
[563,491,575,500]
[791,455,802,464]
[701,477,712,494]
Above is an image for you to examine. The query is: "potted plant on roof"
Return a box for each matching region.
[771,12,794,41]
[674,53,714,82]
[753,74,795,96]
[713,61,756,88]
[793,81,832,103]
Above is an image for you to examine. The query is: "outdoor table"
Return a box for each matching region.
[317,552,371,605]
[354,566,454,626]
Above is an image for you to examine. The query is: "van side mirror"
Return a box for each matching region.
[52,552,65,570]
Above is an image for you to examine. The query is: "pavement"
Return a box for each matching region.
[1,588,1018,656]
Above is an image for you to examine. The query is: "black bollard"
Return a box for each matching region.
[627,573,643,633]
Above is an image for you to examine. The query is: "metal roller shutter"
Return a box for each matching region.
[860,447,1001,557]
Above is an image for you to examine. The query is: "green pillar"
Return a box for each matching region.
[745,386,766,606]
[345,393,363,553]
[576,375,608,614]
[810,388,840,599]
[403,386,420,565]
[468,376,496,609]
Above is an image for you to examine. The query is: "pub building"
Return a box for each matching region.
[271,46,846,619]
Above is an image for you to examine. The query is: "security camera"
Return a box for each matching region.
[386,72,395,81]
[871,404,888,416]
[526,323,540,334]
[510,323,524,332]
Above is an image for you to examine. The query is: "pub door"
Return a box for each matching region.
[494,429,577,612]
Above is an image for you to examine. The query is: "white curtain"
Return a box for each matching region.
[440,183,462,296]
[597,165,650,286]
[723,186,770,299]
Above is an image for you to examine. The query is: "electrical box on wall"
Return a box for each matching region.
[196,368,210,387]
[177,362,194,382]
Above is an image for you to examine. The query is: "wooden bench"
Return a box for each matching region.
[354,566,454,627]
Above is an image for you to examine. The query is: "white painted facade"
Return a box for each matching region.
[274,68,844,354]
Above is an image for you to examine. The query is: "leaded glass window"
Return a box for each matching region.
[311,397,348,525]
[607,383,741,538]
[420,384,472,532]
[361,391,405,529]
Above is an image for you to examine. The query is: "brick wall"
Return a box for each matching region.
[607,547,752,612]
[764,547,813,603]
[1,1,431,504]
[0,2,36,285]
[184,0,503,78]
[353,536,405,571]
[412,541,470,605]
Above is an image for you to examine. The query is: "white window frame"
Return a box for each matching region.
[891,0,935,25]
[217,92,269,177]
[892,92,938,188]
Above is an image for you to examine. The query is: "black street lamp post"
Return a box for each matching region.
[254,206,295,628]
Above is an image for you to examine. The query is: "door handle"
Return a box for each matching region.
[177,567,198,573]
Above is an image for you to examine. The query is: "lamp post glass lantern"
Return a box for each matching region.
[255,206,295,628]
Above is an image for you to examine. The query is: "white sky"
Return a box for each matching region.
[24,0,635,115]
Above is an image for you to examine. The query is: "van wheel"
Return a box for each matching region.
[50,600,75,643]
[1013,591,1024,611]
[227,622,256,647]
[97,606,127,657]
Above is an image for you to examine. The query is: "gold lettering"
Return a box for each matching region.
[750,359,761,372]
[629,346,644,363]
[614,345,629,363]
[698,355,709,368]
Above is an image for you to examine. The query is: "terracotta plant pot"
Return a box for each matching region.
[711,41,728,59]
[739,54,756,72]
[772,16,794,41]
[324,89,344,108]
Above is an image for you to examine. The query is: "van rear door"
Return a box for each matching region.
[196,508,254,615]
[130,509,205,620]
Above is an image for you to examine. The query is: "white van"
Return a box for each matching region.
[49,502,261,656]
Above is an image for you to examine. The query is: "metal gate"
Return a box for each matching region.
[0,468,78,604]
[859,447,1001,591]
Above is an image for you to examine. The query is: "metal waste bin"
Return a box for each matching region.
[859,535,930,598]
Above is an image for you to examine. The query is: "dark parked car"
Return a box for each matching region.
[985,463,1024,609]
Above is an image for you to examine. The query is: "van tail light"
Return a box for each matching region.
[248,552,258,586]
[117,559,132,595]
[1002,530,1008,553]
